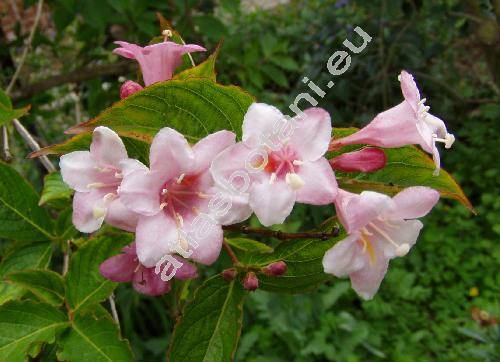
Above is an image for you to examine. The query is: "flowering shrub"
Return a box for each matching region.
[0,19,473,362]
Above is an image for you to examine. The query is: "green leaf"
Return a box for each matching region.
[225,237,273,254]
[36,78,254,157]
[175,45,220,81]
[7,270,65,306]
[0,300,67,362]
[65,233,133,314]
[39,172,73,207]
[0,88,30,127]
[0,242,52,305]
[242,220,346,293]
[57,310,133,361]
[168,275,246,362]
[329,128,473,212]
[261,64,289,88]
[0,162,54,241]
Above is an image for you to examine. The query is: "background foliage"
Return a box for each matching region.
[0,0,498,361]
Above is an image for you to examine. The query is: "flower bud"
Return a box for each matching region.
[222,268,237,281]
[120,80,143,99]
[262,261,287,276]
[243,272,259,291]
[330,148,386,173]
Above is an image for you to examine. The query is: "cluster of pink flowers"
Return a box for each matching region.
[60,37,454,299]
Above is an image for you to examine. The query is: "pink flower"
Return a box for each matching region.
[60,127,145,233]
[99,243,197,296]
[118,127,236,268]
[210,103,338,227]
[120,80,143,99]
[322,186,440,299]
[330,71,455,175]
[113,36,206,86]
[329,147,386,173]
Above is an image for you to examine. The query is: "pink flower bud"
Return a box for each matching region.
[262,261,287,276]
[330,147,386,173]
[120,80,143,99]
[243,272,259,291]
[222,268,237,281]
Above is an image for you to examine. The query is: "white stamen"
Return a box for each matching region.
[398,74,402,81]
[114,172,123,179]
[293,160,304,166]
[361,227,373,236]
[179,237,189,251]
[162,188,168,195]
[103,193,116,202]
[285,173,305,190]
[192,206,200,215]
[197,192,209,199]
[395,243,410,257]
[87,182,106,189]
[92,205,106,219]
[433,133,455,149]
[176,213,184,227]
[269,173,277,184]
[162,29,172,40]
[160,202,168,210]
[176,173,185,184]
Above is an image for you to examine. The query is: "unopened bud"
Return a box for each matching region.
[243,272,259,291]
[120,80,143,99]
[262,261,287,276]
[330,148,386,173]
[222,268,237,281]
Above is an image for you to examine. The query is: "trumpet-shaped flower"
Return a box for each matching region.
[329,71,455,174]
[329,147,386,173]
[211,103,338,227]
[60,127,144,233]
[322,187,439,299]
[113,33,205,86]
[118,128,235,267]
[99,243,197,296]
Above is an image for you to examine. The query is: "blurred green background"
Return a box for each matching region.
[1,0,499,361]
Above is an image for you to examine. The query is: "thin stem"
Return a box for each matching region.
[109,293,120,327]
[222,240,240,265]
[2,127,12,162]
[62,240,70,276]
[223,225,340,241]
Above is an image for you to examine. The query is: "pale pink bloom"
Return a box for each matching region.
[210,103,338,227]
[118,128,236,267]
[60,127,145,233]
[113,39,205,86]
[99,243,197,296]
[330,71,455,175]
[120,80,143,99]
[322,187,440,299]
[330,147,386,173]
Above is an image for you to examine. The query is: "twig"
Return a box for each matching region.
[223,225,340,241]
[222,241,240,265]
[109,293,120,327]
[62,240,70,276]
[2,127,12,162]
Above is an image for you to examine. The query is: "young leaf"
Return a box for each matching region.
[0,300,67,361]
[225,237,273,254]
[329,128,473,212]
[0,88,30,127]
[168,275,246,362]
[174,45,220,81]
[57,310,134,361]
[0,162,54,241]
[65,233,133,314]
[39,172,73,207]
[7,269,65,306]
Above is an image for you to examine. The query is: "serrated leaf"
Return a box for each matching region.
[329,128,473,212]
[57,311,133,361]
[168,275,246,362]
[225,237,273,254]
[0,162,54,241]
[0,88,30,127]
[0,300,67,362]
[242,220,345,293]
[175,45,220,81]
[7,270,65,306]
[65,234,133,314]
[39,172,73,207]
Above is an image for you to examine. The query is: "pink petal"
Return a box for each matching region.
[135,213,179,267]
[186,216,223,265]
[322,233,366,277]
[90,127,128,168]
[295,158,338,205]
[330,148,386,173]
[72,189,110,233]
[242,103,287,149]
[60,151,99,192]
[132,267,171,296]
[118,169,164,216]
[371,219,422,259]
[350,247,389,300]
[149,127,194,176]
[387,186,440,220]
[249,180,296,226]
[112,48,135,59]
[192,130,236,174]
[99,254,136,282]
[179,44,206,54]
[208,186,253,226]
[120,80,143,99]
[335,189,393,233]
[399,70,420,112]
[210,142,254,188]
[172,256,198,280]
[113,41,142,59]
[105,198,139,232]
[119,158,148,176]
[289,107,332,162]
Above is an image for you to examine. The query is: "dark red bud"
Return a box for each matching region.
[120,80,143,99]
[330,147,386,173]
[243,272,259,291]
[262,261,287,276]
[222,268,237,281]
